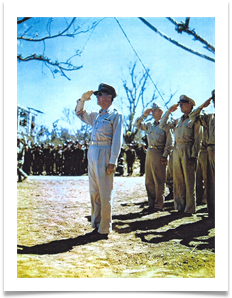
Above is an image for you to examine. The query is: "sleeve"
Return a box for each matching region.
[191,121,202,158]
[109,113,124,165]
[134,115,148,132]
[189,107,208,129]
[75,99,97,126]
[159,110,177,130]
[163,129,173,158]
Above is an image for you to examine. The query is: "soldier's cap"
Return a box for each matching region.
[93,83,117,99]
[151,102,163,111]
[178,95,196,106]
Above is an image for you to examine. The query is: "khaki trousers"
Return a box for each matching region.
[196,149,208,204]
[166,150,173,189]
[88,145,114,234]
[173,144,196,214]
[145,148,166,210]
[207,145,215,218]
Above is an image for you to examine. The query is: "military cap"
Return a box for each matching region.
[93,83,117,99]
[152,102,162,111]
[178,95,196,106]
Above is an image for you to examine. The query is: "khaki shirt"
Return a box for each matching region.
[189,107,215,146]
[134,115,173,158]
[75,100,123,165]
[159,110,202,158]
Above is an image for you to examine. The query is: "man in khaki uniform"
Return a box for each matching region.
[75,83,123,238]
[189,90,215,219]
[160,95,202,215]
[134,103,173,211]
[196,126,208,205]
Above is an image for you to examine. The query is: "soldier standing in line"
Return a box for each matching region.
[134,103,173,211]
[32,144,44,175]
[53,144,63,175]
[115,147,125,176]
[17,136,28,182]
[62,143,72,176]
[125,144,136,176]
[43,143,53,175]
[159,95,202,215]
[23,144,32,175]
[75,142,85,175]
[189,90,215,219]
[136,143,147,176]
[75,83,123,239]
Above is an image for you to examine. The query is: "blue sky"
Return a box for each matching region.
[17,16,215,131]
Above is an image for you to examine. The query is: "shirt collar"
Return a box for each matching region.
[181,114,189,121]
[99,105,113,114]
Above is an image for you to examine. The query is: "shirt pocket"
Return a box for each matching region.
[156,128,166,141]
[98,118,113,137]
[183,121,194,139]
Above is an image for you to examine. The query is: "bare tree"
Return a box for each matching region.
[121,61,177,144]
[121,61,157,143]
[60,108,91,140]
[17,17,104,80]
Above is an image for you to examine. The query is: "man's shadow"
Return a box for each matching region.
[17,230,106,255]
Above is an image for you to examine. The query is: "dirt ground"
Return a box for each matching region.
[17,168,215,278]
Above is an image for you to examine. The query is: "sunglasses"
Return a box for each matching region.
[95,92,109,97]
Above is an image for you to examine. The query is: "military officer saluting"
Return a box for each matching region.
[160,95,202,215]
[134,102,173,211]
[75,83,123,239]
[189,90,215,219]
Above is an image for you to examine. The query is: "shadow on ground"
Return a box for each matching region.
[18,200,214,255]
[17,230,108,255]
[112,200,215,252]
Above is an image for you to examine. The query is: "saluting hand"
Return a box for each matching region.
[81,90,94,102]
[143,108,152,117]
[202,98,212,108]
[169,104,179,113]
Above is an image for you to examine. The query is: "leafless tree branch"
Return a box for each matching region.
[17,17,102,79]
[17,18,104,42]
[167,17,215,53]
[17,17,32,24]
[138,17,215,62]
[17,54,83,80]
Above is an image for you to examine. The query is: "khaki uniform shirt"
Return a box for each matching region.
[75,100,123,165]
[134,115,173,158]
[189,107,215,146]
[159,110,202,158]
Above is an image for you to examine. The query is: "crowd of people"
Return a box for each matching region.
[17,138,147,179]
[17,140,89,179]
